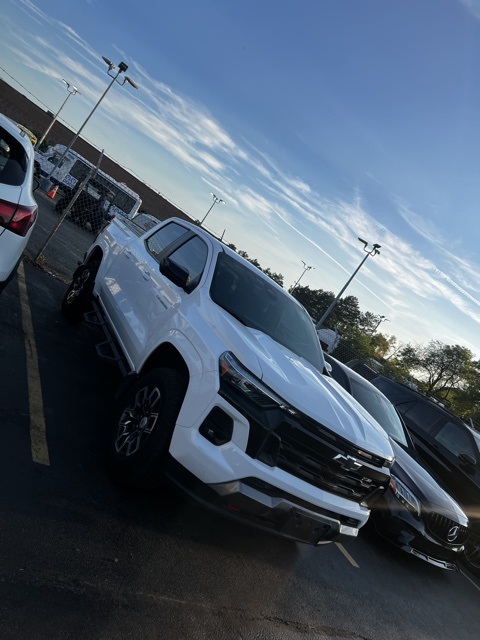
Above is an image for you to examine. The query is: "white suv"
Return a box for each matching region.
[0,113,38,292]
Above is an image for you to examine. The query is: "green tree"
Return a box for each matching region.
[447,359,480,423]
[397,340,475,398]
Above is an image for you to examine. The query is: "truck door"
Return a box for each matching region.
[100,222,208,368]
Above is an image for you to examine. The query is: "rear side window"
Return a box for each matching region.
[0,126,27,186]
[145,222,189,260]
[165,236,208,287]
[402,401,442,433]
[435,422,477,459]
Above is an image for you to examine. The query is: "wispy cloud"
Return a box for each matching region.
[395,200,446,245]
[459,0,480,19]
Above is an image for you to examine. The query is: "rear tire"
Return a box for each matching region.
[106,368,186,490]
[61,260,99,322]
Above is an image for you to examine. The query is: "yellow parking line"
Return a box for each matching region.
[335,542,360,568]
[460,569,480,592]
[17,261,50,466]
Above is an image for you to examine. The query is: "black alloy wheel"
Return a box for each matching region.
[107,368,186,490]
[115,384,162,457]
[61,260,99,322]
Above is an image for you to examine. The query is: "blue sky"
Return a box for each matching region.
[2,0,480,355]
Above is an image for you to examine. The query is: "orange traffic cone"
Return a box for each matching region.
[48,184,58,199]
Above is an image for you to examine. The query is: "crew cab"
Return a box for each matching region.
[62,216,394,545]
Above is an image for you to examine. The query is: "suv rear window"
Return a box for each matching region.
[0,126,27,186]
[435,422,477,459]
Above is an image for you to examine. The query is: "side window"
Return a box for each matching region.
[165,236,208,289]
[435,422,476,458]
[402,401,442,434]
[145,223,189,260]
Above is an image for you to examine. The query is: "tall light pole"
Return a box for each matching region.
[36,79,79,149]
[46,57,138,181]
[201,192,225,225]
[316,237,381,329]
[371,315,389,334]
[290,261,314,292]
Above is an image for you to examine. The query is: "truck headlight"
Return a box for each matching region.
[219,351,297,414]
[390,475,420,516]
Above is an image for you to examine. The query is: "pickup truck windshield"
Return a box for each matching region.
[210,252,325,371]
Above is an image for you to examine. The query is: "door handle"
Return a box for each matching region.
[124,249,133,259]
[142,269,151,281]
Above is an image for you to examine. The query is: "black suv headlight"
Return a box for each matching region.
[390,475,421,517]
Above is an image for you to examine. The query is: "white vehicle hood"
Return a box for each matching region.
[206,306,393,462]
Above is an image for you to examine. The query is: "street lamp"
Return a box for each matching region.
[46,57,138,180]
[200,192,225,225]
[315,237,381,329]
[36,79,79,149]
[290,261,314,292]
[371,315,389,334]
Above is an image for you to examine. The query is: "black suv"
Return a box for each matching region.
[368,375,480,575]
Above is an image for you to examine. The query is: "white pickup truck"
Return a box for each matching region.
[62,216,394,545]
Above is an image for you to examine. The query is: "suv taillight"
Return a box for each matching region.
[0,199,38,237]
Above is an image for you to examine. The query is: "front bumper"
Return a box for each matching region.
[371,493,464,570]
[165,455,360,545]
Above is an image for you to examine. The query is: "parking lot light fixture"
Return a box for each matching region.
[290,261,314,292]
[201,192,226,225]
[315,237,381,329]
[36,79,79,149]
[46,57,138,180]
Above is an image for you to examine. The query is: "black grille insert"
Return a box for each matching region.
[270,419,389,505]
[426,512,469,546]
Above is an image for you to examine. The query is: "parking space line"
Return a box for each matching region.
[460,569,480,592]
[17,261,50,466]
[335,542,360,568]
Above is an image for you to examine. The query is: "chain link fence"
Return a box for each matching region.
[26,148,155,282]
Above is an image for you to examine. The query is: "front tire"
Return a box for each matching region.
[106,368,186,489]
[462,531,480,577]
[61,260,99,322]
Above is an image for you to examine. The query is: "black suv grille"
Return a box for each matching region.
[426,513,469,545]
[266,418,389,505]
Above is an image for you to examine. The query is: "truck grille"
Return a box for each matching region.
[244,409,390,506]
[426,512,469,546]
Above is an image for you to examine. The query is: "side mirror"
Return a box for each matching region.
[458,452,476,467]
[324,362,332,375]
[160,257,190,289]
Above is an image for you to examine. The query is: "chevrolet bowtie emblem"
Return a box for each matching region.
[333,454,363,471]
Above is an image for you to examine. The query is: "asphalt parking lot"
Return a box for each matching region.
[1,223,479,639]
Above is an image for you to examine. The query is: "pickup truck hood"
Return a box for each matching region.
[391,441,468,524]
[207,307,393,462]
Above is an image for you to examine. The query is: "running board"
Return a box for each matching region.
[84,302,130,377]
